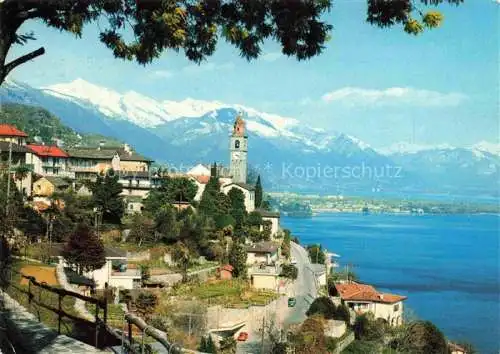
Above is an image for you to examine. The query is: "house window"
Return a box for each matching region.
[235,140,240,149]
[393,304,399,312]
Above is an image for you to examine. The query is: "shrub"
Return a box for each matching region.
[390,320,448,354]
[306,296,336,319]
[353,313,384,341]
[280,264,298,280]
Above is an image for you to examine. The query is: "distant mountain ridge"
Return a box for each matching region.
[0,79,498,196]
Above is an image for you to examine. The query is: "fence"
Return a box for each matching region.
[1,266,114,349]
[1,265,202,353]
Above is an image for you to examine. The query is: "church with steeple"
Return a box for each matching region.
[229,113,248,184]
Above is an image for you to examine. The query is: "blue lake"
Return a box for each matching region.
[282,213,500,354]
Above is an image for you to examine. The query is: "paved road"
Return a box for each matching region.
[236,242,318,353]
[285,242,318,326]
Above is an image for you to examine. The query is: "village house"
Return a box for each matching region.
[66,143,152,179]
[221,182,255,212]
[32,176,71,197]
[50,243,141,290]
[0,124,34,196]
[256,209,281,238]
[0,123,28,145]
[245,241,280,266]
[26,144,74,178]
[245,241,282,290]
[332,281,407,326]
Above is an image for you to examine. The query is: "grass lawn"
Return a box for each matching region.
[85,302,126,328]
[171,279,279,308]
[19,264,58,285]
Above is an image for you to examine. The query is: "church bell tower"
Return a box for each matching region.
[229,113,248,184]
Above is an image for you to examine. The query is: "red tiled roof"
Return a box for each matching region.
[221,264,234,272]
[33,201,50,212]
[27,144,69,158]
[335,282,407,304]
[0,124,28,137]
[191,175,210,184]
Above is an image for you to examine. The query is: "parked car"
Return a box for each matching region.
[237,332,249,341]
[288,297,296,307]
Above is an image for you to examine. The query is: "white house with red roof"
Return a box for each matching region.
[0,124,34,196]
[26,144,74,178]
[0,123,28,145]
[333,281,407,326]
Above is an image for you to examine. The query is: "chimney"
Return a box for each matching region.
[98,140,105,150]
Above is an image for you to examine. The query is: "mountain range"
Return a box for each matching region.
[0,78,498,197]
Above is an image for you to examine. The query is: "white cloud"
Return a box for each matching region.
[182,61,234,74]
[261,52,281,62]
[151,70,174,79]
[321,87,467,107]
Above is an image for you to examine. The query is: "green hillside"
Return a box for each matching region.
[0,103,121,147]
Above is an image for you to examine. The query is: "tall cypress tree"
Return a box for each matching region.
[255,175,263,208]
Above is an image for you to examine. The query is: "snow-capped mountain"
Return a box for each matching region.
[1,78,498,195]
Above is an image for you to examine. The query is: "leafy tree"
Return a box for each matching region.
[261,220,272,241]
[144,177,197,213]
[139,264,151,284]
[281,229,291,259]
[307,244,326,264]
[14,164,30,197]
[0,1,461,85]
[333,304,351,325]
[390,320,448,354]
[290,315,327,354]
[129,213,156,246]
[89,170,124,224]
[306,296,337,319]
[228,241,247,279]
[206,242,225,263]
[154,205,180,243]
[219,336,236,354]
[172,241,191,282]
[246,211,263,227]
[280,264,298,280]
[134,292,158,322]
[17,206,45,242]
[62,223,106,275]
[214,214,235,229]
[254,175,263,208]
[50,214,75,243]
[353,313,385,341]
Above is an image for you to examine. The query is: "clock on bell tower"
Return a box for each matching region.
[229,114,248,184]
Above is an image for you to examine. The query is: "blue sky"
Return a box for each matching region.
[6,1,499,148]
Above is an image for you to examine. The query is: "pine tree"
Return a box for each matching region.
[90,170,124,224]
[62,223,106,275]
[255,175,263,209]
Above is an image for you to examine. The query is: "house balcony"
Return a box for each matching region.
[111,268,141,278]
[70,166,99,173]
[248,263,281,276]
